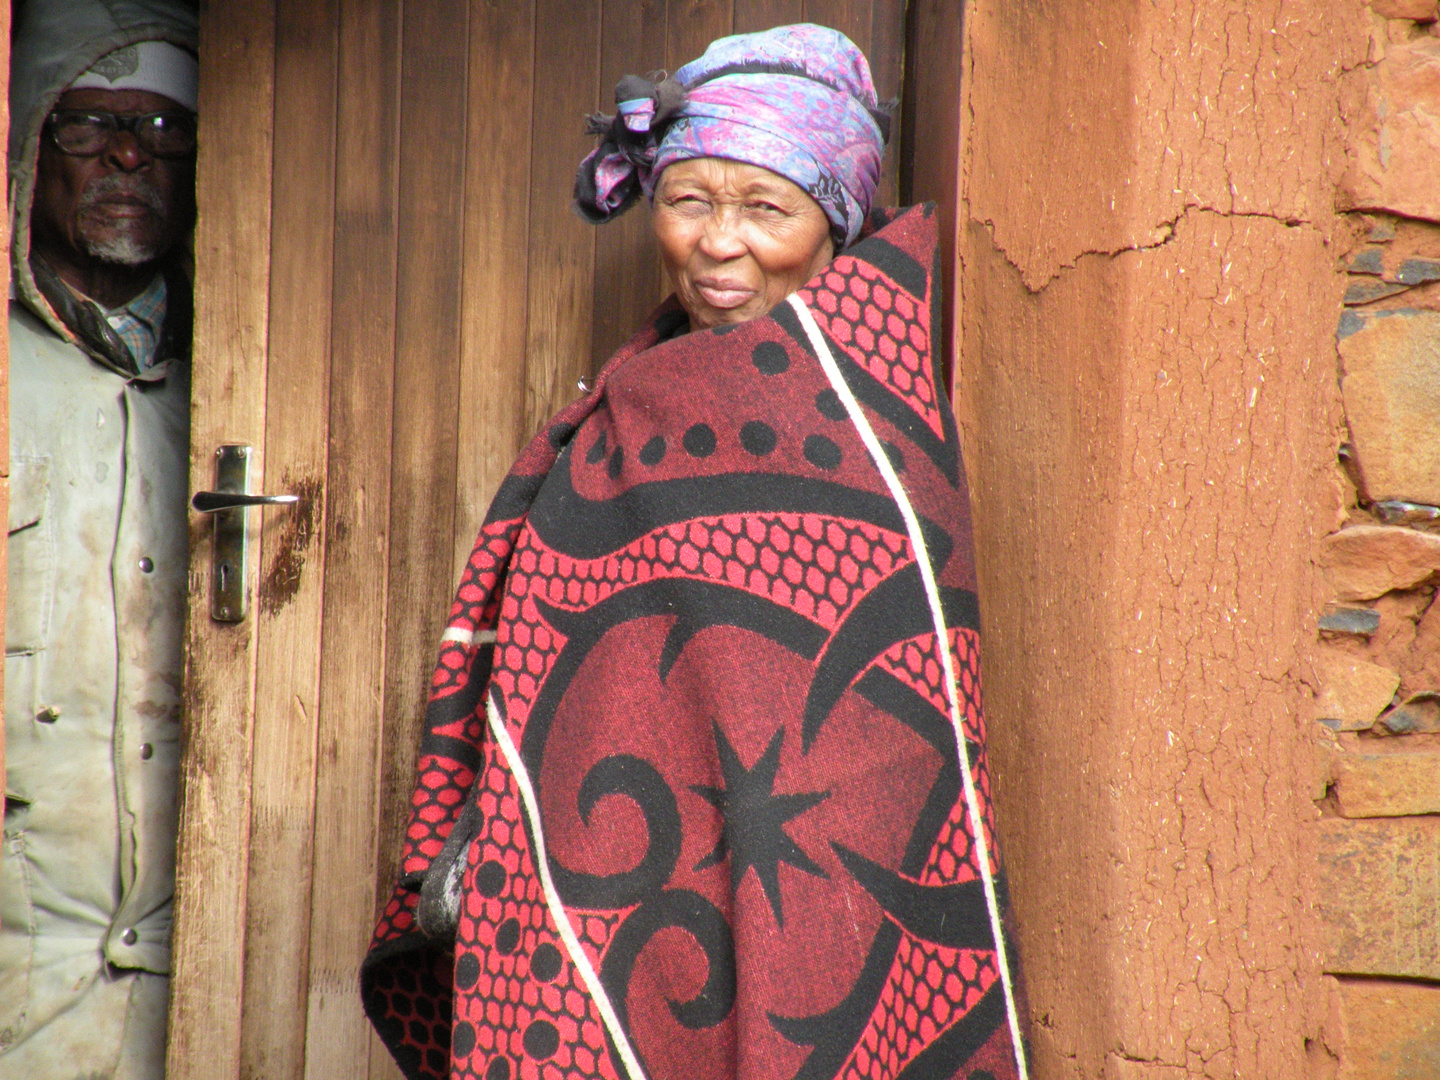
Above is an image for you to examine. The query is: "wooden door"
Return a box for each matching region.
[168,2,915,1078]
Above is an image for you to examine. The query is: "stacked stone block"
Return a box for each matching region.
[1318,4,1440,1072]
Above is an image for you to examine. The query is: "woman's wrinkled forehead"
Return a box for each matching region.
[655,158,809,200]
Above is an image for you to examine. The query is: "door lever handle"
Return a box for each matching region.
[197,443,299,622]
[191,491,299,513]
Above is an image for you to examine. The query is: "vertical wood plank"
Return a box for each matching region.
[803,0,870,55]
[590,0,668,362]
[868,0,903,209]
[523,0,601,437]
[375,0,470,980]
[666,0,733,77]
[733,0,803,33]
[453,0,537,574]
[899,0,962,389]
[238,0,337,1076]
[303,0,401,1074]
[170,2,275,1078]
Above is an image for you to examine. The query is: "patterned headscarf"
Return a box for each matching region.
[574,24,888,247]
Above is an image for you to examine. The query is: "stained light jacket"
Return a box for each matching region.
[1,0,196,1068]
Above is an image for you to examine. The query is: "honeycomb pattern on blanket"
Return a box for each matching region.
[799,257,942,440]
[432,518,524,697]
[838,935,999,1080]
[397,754,481,875]
[874,627,986,746]
[488,514,913,727]
[918,744,1001,887]
[365,938,455,1080]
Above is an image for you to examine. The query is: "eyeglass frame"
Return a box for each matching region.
[43,109,198,160]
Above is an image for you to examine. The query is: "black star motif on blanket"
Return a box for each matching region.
[691,723,829,927]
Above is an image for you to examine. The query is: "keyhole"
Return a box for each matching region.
[219,561,231,591]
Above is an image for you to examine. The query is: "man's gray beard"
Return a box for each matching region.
[80,231,160,266]
[76,175,168,267]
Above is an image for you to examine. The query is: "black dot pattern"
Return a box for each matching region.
[751,341,789,374]
[804,434,843,470]
[455,952,481,990]
[740,421,777,456]
[453,1021,477,1059]
[475,860,506,898]
[523,1019,560,1060]
[815,388,847,420]
[530,942,563,982]
[495,917,521,954]
[639,436,666,466]
[608,446,624,479]
[683,423,716,457]
[547,422,576,449]
[584,432,607,465]
[485,1057,512,1080]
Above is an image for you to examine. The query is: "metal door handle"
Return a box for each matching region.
[191,491,299,513]
[196,443,298,622]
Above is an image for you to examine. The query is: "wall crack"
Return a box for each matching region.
[974,204,1315,295]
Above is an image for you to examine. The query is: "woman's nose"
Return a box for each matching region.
[697,211,746,261]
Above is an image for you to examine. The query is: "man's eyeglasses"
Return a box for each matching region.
[44,110,197,159]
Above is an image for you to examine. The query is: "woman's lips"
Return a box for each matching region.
[693,277,754,309]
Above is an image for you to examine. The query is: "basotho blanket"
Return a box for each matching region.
[362,205,1029,1080]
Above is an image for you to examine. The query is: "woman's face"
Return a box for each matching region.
[652,157,834,331]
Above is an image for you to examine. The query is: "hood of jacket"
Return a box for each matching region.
[8,0,197,357]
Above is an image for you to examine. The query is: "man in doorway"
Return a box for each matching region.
[2,2,198,1076]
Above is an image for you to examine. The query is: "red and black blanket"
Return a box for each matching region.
[362,205,1029,1080]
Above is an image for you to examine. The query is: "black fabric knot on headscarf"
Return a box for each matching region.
[575,73,688,224]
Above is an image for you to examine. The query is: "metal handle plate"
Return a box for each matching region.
[198,444,297,622]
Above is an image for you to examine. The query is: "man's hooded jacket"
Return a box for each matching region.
[1,0,196,1070]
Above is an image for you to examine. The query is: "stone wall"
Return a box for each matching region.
[1317,5,1440,1076]
[954,0,1438,1076]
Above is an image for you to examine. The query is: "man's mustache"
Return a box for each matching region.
[77,175,166,216]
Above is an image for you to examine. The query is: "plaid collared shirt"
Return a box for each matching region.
[104,274,168,370]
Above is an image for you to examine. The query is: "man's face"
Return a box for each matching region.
[30,87,196,272]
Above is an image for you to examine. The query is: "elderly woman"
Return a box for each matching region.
[363,25,1027,1080]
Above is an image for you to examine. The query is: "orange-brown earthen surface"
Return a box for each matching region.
[953,0,1440,1076]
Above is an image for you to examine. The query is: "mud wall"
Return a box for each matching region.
[951,1,1440,1076]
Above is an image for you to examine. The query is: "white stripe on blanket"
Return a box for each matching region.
[485,689,651,1080]
[788,293,1030,1080]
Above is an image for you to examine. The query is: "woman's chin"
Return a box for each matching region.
[687,300,763,330]
[686,297,758,329]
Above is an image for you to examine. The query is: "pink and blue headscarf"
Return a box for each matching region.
[574,24,888,248]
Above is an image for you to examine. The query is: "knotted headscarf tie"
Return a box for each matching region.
[574,24,887,248]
